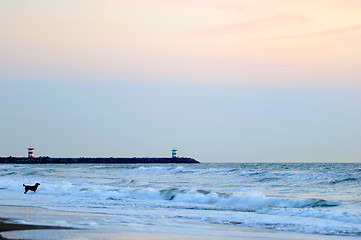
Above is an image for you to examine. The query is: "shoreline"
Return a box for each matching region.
[0,218,73,240]
[0,205,360,240]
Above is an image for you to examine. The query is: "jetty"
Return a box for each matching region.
[0,157,199,164]
[0,147,199,164]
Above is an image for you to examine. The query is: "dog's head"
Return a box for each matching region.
[35,183,40,186]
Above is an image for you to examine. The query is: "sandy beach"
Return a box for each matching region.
[0,205,360,240]
[0,217,71,240]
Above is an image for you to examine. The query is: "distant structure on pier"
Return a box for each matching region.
[172,148,177,158]
[28,146,34,158]
[0,146,200,164]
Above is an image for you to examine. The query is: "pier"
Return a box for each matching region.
[0,157,199,164]
[0,147,199,164]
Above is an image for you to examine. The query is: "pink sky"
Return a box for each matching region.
[1,0,361,87]
[1,1,361,162]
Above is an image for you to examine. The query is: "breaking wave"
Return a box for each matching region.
[105,187,339,210]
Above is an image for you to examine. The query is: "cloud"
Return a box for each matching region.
[189,14,310,36]
[270,25,361,40]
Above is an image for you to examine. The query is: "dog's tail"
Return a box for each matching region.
[23,184,25,187]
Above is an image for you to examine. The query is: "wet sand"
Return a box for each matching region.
[0,218,72,240]
[0,205,360,240]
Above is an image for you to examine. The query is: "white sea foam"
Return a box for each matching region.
[1,163,361,236]
[135,166,171,172]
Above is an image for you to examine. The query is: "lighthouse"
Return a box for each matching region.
[28,146,34,158]
[172,148,177,158]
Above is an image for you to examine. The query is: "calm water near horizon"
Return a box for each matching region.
[1,163,361,237]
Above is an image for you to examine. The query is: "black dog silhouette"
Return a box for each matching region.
[23,183,40,194]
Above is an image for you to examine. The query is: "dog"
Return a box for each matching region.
[23,183,40,194]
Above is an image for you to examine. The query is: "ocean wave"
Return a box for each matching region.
[236,170,361,187]
[101,186,340,211]
[0,171,17,176]
[135,166,236,174]
[258,206,361,225]
[213,214,361,236]
[239,171,265,176]
[329,177,360,184]
[135,166,172,172]
[2,163,361,237]
[3,176,339,212]
[100,187,361,230]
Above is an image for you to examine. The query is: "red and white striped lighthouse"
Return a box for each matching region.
[28,146,34,158]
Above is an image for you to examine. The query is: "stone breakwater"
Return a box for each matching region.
[0,157,199,164]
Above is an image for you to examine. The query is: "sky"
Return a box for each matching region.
[1,0,360,162]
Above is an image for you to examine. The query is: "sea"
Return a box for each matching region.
[1,163,361,238]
